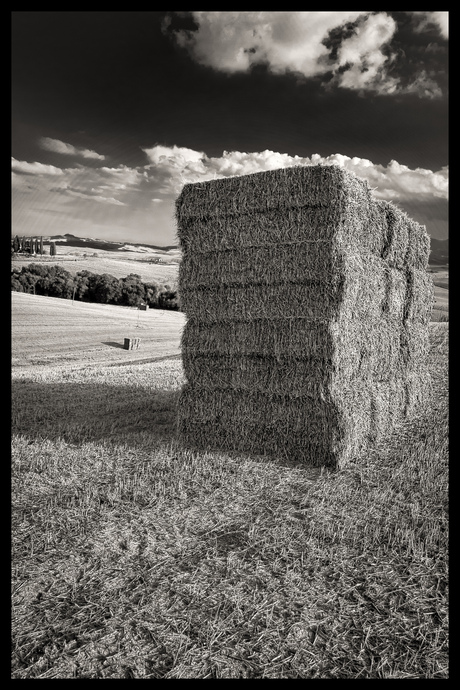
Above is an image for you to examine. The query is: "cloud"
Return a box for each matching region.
[399,70,443,99]
[332,13,400,95]
[12,145,448,243]
[167,11,367,76]
[166,11,446,98]
[39,137,106,160]
[57,185,127,205]
[12,157,143,208]
[411,12,449,39]
[141,144,448,205]
[98,165,145,189]
[11,157,64,176]
[143,144,205,166]
[13,147,448,213]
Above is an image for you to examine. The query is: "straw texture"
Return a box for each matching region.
[175,164,433,468]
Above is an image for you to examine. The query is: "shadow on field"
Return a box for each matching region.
[11,379,180,449]
[102,341,126,349]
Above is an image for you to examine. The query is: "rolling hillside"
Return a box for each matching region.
[13,232,449,266]
[12,238,180,288]
[12,234,448,315]
[11,292,185,368]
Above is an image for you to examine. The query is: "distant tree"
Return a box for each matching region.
[119,273,145,307]
[158,290,179,311]
[48,274,74,299]
[11,270,24,292]
[21,236,26,252]
[39,236,44,255]
[13,235,20,253]
[74,270,93,301]
[144,281,161,308]
[13,266,40,294]
[35,265,74,299]
[86,273,122,304]
[25,263,50,278]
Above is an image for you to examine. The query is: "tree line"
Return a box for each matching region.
[11,263,179,310]
[11,235,58,255]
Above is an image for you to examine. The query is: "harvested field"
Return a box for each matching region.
[10,292,448,678]
[11,292,185,369]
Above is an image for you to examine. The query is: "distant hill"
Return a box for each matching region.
[45,234,179,253]
[429,238,448,266]
[14,232,448,267]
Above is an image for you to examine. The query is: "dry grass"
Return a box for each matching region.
[12,292,185,368]
[11,322,448,678]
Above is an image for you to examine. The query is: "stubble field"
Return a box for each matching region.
[11,292,185,368]
[11,291,448,679]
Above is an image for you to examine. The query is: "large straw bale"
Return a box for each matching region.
[177,371,429,465]
[403,267,435,324]
[179,253,409,323]
[175,164,433,468]
[182,317,429,388]
[177,165,371,221]
[176,165,430,269]
[179,243,425,292]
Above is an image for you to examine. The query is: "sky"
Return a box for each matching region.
[12,11,448,246]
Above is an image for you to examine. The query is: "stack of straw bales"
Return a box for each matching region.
[175,164,433,468]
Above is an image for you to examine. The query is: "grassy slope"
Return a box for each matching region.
[11,292,185,367]
[11,298,448,678]
[12,245,180,288]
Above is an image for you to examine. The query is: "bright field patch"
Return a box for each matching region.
[12,292,185,368]
[12,247,180,287]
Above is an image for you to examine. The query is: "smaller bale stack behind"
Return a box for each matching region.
[175,164,433,468]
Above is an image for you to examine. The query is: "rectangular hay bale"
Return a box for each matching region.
[175,164,433,468]
[177,165,430,269]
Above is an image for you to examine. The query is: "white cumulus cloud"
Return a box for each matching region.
[168,11,367,76]
[143,144,206,165]
[142,144,448,205]
[333,13,400,94]
[12,157,64,176]
[166,11,446,98]
[39,137,106,160]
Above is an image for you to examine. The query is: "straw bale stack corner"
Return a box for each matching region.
[175,164,433,468]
